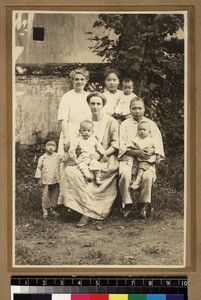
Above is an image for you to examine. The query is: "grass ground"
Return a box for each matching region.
[15,143,184,266]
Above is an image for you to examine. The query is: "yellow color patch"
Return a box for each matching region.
[109,295,128,300]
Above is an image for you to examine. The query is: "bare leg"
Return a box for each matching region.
[93,170,102,185]
[130,169,144,190]
[49,183,60,207]
[49,183,60,216]
[41,185,50,218]
[78,162,93,182]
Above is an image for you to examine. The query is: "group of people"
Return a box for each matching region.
[35,68,165,227]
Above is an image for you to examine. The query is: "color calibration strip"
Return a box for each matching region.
[11,277,188,300]
[13,294,184,300]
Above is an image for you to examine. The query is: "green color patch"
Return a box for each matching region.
[128,295,147,300]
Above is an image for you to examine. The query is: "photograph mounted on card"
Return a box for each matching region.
[11,7,188,269]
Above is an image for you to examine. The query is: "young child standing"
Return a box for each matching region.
[69,120,108,185]
[35,134,60,218]
[124,121,160,190]
[114,78,137,122]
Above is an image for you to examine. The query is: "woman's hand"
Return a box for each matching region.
[138,148,152,160]
[91,152,102,161]
[60,153,69,163]
[101,154,108,162]
[63,140,70,152]
[143,146,155,156]
[126,148,152,160]
[68,151,76,166]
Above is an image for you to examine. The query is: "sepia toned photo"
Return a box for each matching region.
[13,10,186,268]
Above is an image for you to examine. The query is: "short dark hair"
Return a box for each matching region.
[86,91,107,107]
[103,68,120,80]
[43,133,58,146]
[122,78,134,86]
[130,97,145,108]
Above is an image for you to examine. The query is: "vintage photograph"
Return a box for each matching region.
[13,10,186,267]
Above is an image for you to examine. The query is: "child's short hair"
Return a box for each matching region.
[122,78,134,86]
[80,120,94,130]
[43,133,58,146]
[138,121,150,129]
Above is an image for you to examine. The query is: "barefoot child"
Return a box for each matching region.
[35,134,60,218]
[69,120,108,185]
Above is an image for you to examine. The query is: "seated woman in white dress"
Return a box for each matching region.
[58,92,119,227]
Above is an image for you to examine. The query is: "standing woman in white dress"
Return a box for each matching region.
[57,68,91,154]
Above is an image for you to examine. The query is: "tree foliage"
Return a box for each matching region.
[87,14,185,151]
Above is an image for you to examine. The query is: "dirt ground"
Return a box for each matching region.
[15,208,184,267]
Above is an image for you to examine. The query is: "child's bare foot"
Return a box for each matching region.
[43,208,48,218]
[130,180,141,190]
[95,178,102,185]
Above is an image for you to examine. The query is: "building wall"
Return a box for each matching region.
[15,75,70,144]
[15,68,106,145]
[14,12,107,144]
[15,13,104,64]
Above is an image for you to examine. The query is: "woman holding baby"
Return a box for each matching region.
[57,68,119,227]
[57,67,164,226]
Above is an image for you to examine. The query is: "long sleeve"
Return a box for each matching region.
[35,153,60,184]
[119,120,130,158]
[149,121,165,161]
[109,118,119,149]
[57,93,70,121]
[69,138,79,154]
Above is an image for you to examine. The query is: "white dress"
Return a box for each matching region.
[58,114,119,220]
[57,89,91,153]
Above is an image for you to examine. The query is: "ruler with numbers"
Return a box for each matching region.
[11,276,188,299]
